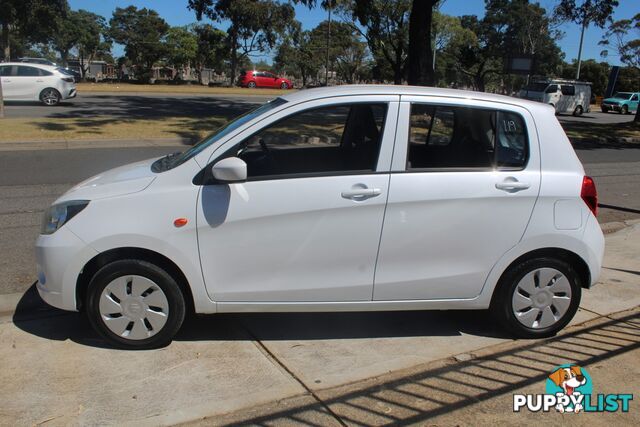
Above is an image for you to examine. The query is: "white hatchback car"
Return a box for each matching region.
[0,62,76,105]
[36,86,604,349]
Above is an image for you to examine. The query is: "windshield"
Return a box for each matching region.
[152,97,288,172]
[521,83,549,92]
[612,92,632,100]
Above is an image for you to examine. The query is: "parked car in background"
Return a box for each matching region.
[601,92,639,114]
[518,79,591,116]
[35,85,603,349]
[238,70,292,89]
[18,57,57,66]
[0,63,76,106]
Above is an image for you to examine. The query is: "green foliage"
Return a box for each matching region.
[53,9,110,73]
[616,66,640,92]
[166,27,198,70]
[600,13,640,68]
[0,0,68,59]
[554,0,619,28]
[193,24,227,76]
[561,59,610,96]
[108,6,169,83]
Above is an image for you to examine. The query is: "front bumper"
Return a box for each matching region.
[35,226,97,311]
[601,104,621,112]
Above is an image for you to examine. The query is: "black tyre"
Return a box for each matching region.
[40,88,61,106]
[621,105,628,115]
[573,105,583,116]
[490,257,581,339]
[280,82,288,89]
[601,107,607,113]
[247,81,257,88]
[86,259,186,349]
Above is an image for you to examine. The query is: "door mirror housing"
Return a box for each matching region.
[211,157,247,183]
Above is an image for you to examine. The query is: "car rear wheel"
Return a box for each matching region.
[40,88,61,106]
[280,82,288,89]
[621,105,628,115]
[573,105,583,116]
[86,259,186,349]
[248,81,257,88]
[490,257,581,338]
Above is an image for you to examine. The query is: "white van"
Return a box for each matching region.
[519,79,591,116]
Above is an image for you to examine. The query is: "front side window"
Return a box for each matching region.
[226,103,387,179]
[407,104,528,170]
[545,84,558,94]
[631,94,639,101]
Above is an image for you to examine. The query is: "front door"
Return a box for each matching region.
[197,99,398,302]
[0,65,16,99]
[373,99,540,301]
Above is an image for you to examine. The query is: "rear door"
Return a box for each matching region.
[373,97,540,301]
[0,65,16,99]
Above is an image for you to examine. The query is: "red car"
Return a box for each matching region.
[238,70,292,89]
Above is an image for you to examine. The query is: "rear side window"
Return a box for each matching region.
[561,85,575,96]
[39,69,53,76]
[407,104,528,170]
[16,66,40,77]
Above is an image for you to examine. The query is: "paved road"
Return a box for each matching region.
[3,92,636,124]
[2,92,272,119]
[1,145,639,296]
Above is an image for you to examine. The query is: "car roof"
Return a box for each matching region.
[279,84,545,110]
[0,62,58,70]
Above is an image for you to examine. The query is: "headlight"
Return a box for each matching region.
[41,200,89,235]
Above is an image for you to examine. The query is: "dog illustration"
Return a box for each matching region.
[548,365,587,413]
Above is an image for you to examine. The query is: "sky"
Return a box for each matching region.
[68,0,638,66]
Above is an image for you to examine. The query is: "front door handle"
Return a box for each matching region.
[495,178,531,192]
[341,188,381,200]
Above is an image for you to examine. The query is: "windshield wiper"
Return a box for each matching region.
[152,151,182,172]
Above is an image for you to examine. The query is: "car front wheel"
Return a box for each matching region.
[621,105,628,115]
[280,82,288,89]
[491,257,581,338]
[247,81,257,88]
[86,259,186,349]
[40,88,61,106]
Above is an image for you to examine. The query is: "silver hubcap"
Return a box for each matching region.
[511,268,572,329]
[42,90,59,105]
[99,275,169,340]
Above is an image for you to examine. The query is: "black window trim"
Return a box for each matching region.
[405,102,530,173]
[194,101,390,185]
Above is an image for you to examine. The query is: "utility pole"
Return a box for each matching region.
[325,1,332,86]
[576,20,587,80]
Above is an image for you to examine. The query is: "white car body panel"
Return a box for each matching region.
[34,85,604,318]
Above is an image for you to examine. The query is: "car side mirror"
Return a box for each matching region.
[211,157,247,183]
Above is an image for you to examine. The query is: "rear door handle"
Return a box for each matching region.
[341,188,381,200]
[495,179,531,192]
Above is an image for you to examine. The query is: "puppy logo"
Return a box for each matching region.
[546,365,591,413]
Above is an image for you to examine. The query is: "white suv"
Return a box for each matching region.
[0,62,77,106]
[35,86,604,349]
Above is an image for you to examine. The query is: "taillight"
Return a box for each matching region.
[581,176,598,216]
[62,77,74,83]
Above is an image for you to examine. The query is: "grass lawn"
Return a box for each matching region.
[0,116,227,142]
[563,119,640,144]
[76,82,293,96]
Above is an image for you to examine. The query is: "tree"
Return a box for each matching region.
[561,59,609,96]
[600,13,640,121]
[0,0,67,117]
[188,0,296,86]
[166,26,198,79]
[193,24,227,84]
[407,0,439,85]
[108,6,169,83]
[554,0,619,79]
[54,10,110,75]
[337,0,410,84]
[274,23,317,86]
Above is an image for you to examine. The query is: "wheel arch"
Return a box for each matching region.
[76,247,195,314]
[490,247,591,306]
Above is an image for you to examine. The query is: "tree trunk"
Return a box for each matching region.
[0,74,4,119]
[1,23,9,61]
[394,48,403,85]
[635,106,639,123]
[228,27,238,87]
[407,0,436,86]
